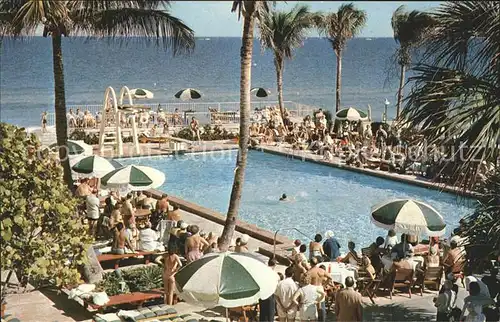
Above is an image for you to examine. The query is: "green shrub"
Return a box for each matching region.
[122,265,163,292]
[174,125,237,141]
[0,123,93,289]
[96,270,129,296]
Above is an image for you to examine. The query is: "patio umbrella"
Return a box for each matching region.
[49,140,93,156]
[174,88,202,101]
[130,88,154,99]
[100,165,165,191]
[370,199,446,237]
[367,105,372,121]
[71,155,123,178]
[335,107,368,122]
[174,252,279,308]
[250,87,271,98]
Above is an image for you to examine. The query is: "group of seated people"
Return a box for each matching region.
[67,108,100,128]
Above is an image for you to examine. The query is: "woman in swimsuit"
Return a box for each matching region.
[190,117,200,141]
[309,234,325,261]
[41,111,48,132]
[163,248,183,305]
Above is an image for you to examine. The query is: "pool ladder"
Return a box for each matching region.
[273,227,311,259]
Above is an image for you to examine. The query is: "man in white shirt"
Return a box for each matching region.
[86,191,100,236]
[275,267,299,322]
[138,221,160,252]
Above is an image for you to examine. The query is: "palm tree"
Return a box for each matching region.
[402,1,500,189]
[316,3,366,112]
[0,1,194,189]
[259,5,314,118]
[218,1,271,251]
[391,5,435,119]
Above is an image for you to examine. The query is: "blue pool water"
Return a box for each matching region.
[119,150,474,247]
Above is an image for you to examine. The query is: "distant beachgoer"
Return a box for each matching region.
[167,205,182,222]
[185,225,209,263]
[309,234,325,261]
[341,241,362,267]
[163,248,182,305]
[75,178,92,198]
[275,266,299,322]
[85,191,100,236]
[151,124,158,137]
[335,276,363,322]
[156,193,169,212]
[280,193,288,201]
[434,280,456,322]
[259,259,278,321]
[292,274,325,321]
[459,282,494,322]
[384,229,398,248]
[112,222,135,254]
[163,122,169,135]
[190,117,201,141]
[121,193,136,226]
[235,234,250,253]
[138,221,160,252]
[41,111,48,132]
[141,191,156,210]
[323,230,341,261]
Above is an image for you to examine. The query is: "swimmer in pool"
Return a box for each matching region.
[279,194,288,201]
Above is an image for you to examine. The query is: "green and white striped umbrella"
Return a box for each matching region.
[49,140,93,156]
[131,88,154,99]
[100,165,165,191]
[371,199,446,237]
[174,252,279,308]
[71,155,122,178]
[250,87,271,98]
[335,107,368,121]
[174,88,202,101]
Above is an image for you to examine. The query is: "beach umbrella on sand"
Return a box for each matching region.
[371,199,446,237]
[174,88,202,101]
[49,140,93,156]
[71,155,122,178]
[174,252,279,308]
[100,165,165,191]
[130,88,154,99]
[335,107,368,122]
[251,87,271,98]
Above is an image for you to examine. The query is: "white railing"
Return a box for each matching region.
[45,100,318,127]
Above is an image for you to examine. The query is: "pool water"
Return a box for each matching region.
[119,150,474,247]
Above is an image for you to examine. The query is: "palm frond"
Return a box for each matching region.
[316,3,366,55]
[259,4,314,60]
[402,64,500,187]
[71,7,194,55]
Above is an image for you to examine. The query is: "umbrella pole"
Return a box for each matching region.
[225,308,229,322]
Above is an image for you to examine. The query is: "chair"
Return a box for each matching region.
[416,266,444,296]
[357,267,382,304]
[389,268,415,299]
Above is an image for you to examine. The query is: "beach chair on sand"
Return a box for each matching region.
[138,133,170,144]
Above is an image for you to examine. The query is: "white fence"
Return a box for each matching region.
[46,100,318,127]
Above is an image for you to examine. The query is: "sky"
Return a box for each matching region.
[169,1,443,38]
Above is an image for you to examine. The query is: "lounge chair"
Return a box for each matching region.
[138,132,169,144]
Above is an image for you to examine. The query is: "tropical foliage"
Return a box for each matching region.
[174,125,237,141]
[316,3,367,112]
[0,123,92,289]
[219,0,271,251]
[461,169,500,269]
[0,0,195,189]
[391,5,435,118]
[96,265,163,295]
[402,1,500,189]
[259,4,315,117]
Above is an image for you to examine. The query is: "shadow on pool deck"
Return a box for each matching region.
[362,303,434,322]
[38,288,93,322]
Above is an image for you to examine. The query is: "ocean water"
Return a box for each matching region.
[1,37,404,127]
[118,150,474,247]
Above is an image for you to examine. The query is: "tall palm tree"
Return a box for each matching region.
[391,5,435,119]
[259,5,314,118]
[0,1,194,189]
[218,1,271,251]
[316,3,366,112]
[402,1,500,189]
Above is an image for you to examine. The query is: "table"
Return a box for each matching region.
[317,262,356,286]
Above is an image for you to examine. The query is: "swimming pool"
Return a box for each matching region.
[119,150,474,247]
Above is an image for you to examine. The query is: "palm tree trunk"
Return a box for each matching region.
[51,33,73,189]
[396,64,405,119]
[335,51,342,112]
[274,55,285,119]
[218,2,256,251]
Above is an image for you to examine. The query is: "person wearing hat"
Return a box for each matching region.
[235,234,250,253]
[323,230,341,261]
